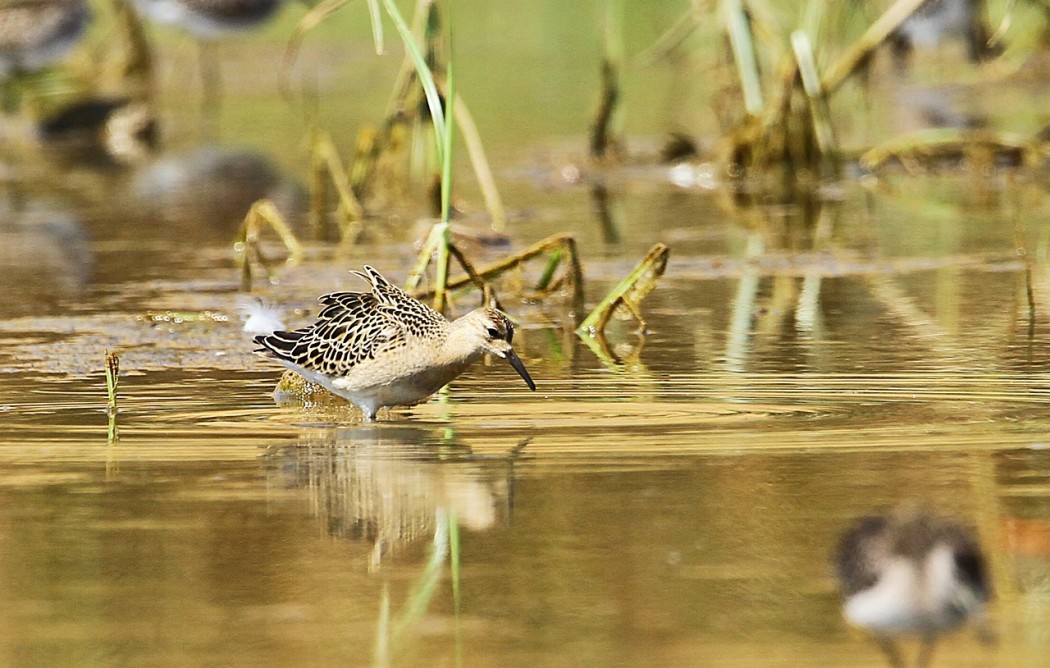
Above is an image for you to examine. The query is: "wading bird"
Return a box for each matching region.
[253,266,536,421]
[835,507,993,668]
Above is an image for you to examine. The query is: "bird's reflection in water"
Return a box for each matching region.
[265,425,523,571]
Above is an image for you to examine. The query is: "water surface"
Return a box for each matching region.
[1,5,1050,667]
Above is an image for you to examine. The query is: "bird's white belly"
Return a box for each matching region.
[334,358,475,409]
[844,562,927,635]
[844,549,970,635]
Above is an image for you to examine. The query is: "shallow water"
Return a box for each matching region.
[2,5,1050,667]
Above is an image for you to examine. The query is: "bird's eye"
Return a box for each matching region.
[486,327,501,339]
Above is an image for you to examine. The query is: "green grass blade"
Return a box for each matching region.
[380,0,446,158]
[723,0,764,116]
[576,243,669,335]
[366,0,385,54]
[454,97,506,232]
[105,351,119,443]
[791,31,838,161]
[821,0,929,94]
[440,0,456,224]
[433,0,456,311]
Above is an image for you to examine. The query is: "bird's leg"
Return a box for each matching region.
[874,637,906,668]
[916,636,937,668]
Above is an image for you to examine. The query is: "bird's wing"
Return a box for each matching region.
[834,515,888,596]
[254,290,406,376]
[358,265,447,337]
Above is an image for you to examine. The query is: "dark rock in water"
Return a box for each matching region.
[131,146,306,228]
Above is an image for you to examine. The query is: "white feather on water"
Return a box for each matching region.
[236,296,285,336]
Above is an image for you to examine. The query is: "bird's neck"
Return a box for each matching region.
[441,323,485,367]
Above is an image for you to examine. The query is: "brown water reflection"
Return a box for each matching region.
[0,410,1047,666]
[266,425,520,570]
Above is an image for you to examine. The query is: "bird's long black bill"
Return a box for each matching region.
[504,349,536,390]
